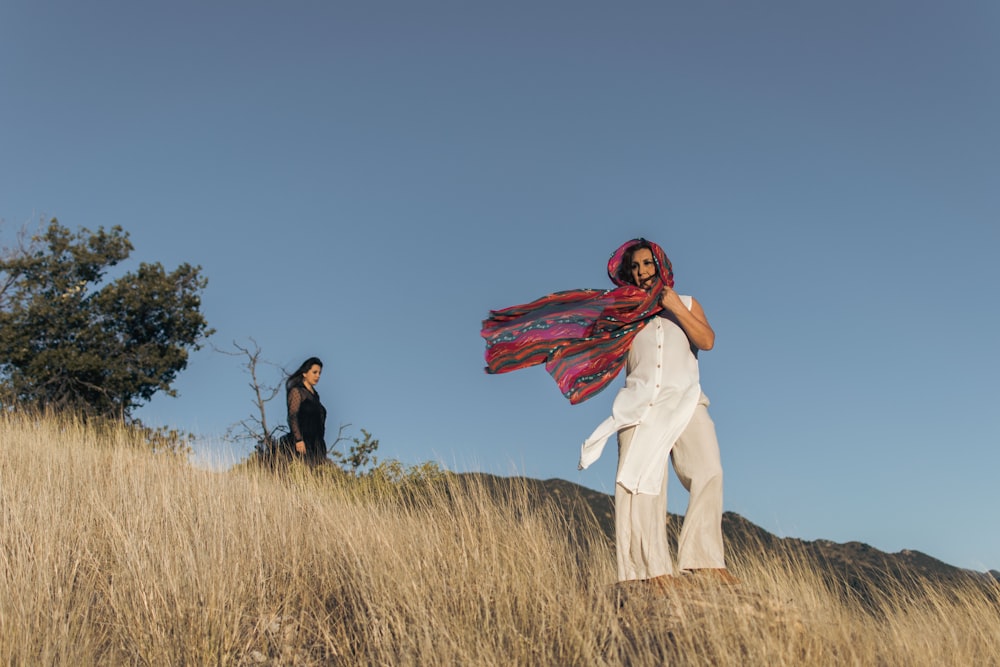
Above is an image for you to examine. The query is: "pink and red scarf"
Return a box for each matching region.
[481,239,673,404]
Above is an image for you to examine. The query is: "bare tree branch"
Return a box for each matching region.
[216,338,283,444]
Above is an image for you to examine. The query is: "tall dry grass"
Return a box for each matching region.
[1,412,998,665]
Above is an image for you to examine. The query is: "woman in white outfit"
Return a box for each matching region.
[579,239,736,585]
[482,238,735,586]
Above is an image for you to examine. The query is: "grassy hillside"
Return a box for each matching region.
[1,413,998,665]
[473,474,1000,610]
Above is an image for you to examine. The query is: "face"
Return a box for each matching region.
[302,364,322,388]
[629,247,657,290]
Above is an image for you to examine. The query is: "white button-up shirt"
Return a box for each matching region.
[579,295,702,495]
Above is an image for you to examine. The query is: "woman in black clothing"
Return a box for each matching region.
[286,356,328,464]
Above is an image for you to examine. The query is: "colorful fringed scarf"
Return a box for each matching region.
[481,239,673,404]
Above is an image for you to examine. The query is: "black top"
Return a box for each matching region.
[287,383,327,461]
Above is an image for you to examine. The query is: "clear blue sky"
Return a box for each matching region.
[2,1,998,572]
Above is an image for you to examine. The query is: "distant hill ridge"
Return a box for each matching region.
[453,472,999,601]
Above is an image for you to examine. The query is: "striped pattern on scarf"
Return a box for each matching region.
[481,283,663,404]
[481,238,672,404]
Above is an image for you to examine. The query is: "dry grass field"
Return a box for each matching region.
[2,412,998,665]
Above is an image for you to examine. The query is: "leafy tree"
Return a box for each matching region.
[0,218,213,419]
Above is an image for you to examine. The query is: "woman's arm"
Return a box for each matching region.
[287,387,307,454]
[660,289,715,350]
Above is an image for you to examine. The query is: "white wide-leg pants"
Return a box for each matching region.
[615,395,725,581]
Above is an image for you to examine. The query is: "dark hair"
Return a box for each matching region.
[286,356,323,391]
[616,240,657,286]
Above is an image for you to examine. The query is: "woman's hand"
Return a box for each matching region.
[659,287,686,315]
[295,440,306,454]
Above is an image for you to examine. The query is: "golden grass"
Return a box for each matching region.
[1,412,998,665]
